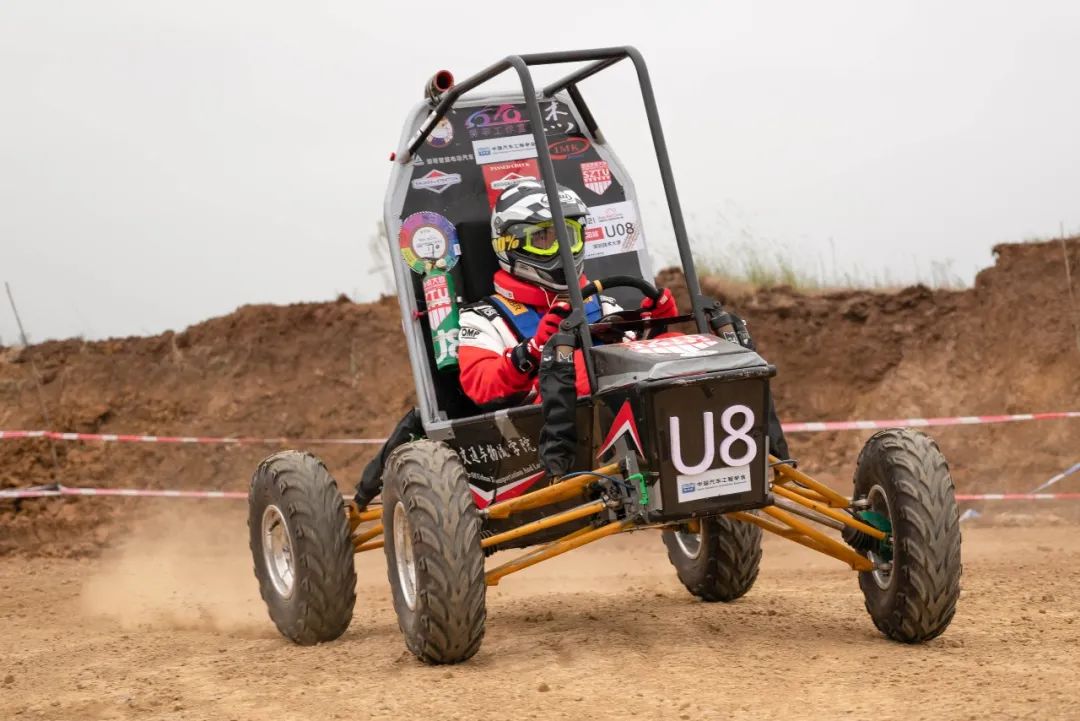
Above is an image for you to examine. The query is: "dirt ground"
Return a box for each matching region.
[2,506,1078,721]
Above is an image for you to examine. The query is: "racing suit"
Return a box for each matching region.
[457,270,621,408]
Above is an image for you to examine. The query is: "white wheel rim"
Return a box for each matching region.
[867,485,894,590]
[261,505,295,598]
[393,501,418,611]
[674,527,702,559]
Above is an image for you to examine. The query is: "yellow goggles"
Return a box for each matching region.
[503,219,585,257]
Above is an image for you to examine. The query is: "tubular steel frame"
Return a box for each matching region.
[347,454,886,584]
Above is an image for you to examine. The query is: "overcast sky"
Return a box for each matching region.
[2,1,1078,343]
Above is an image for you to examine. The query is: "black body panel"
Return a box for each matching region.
[640,375,771,520]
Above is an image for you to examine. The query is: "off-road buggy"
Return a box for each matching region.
[248,47,962,662]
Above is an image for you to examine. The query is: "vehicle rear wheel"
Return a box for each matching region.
[662,515,762,602]
[853,429,961,643]
[382,439,486,664]
[249,450,356,645]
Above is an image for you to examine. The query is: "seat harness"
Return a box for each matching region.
[487,293,603,341]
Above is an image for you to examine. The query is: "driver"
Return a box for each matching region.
[457,180,678,407]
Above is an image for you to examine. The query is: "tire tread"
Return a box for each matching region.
[248,450,356,645]
[383,440,485,664]
[663,516,762,602]
[855,429,962,643]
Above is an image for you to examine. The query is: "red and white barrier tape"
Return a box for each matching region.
[956,493,1080,501]
[3,485,1078,502]
[1,411,1078,446]
[0,485,247,500]
[0,430,384,445]
[780,411,1080,433]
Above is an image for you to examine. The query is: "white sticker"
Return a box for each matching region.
[411,169,462,194]
[472,134,537,164]
[583,201,643,259]
[676,465,752,503]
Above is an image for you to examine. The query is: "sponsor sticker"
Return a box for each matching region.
[583,200,642,259]
[581,160,612,195]
[542,100,576,135]
[548,136,590,160]
[481,158,540,207]
[472,134,537,165]
[625,334,720,357]
[426,117,454,148]
[676,465,752,503]
[465,104,528,139]
[461,100,576,139]
[412,152,474,167]
[398,212,460,274]
[424,273,453,328]
[411,169,462,194]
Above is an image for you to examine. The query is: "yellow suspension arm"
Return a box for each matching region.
[769,455,851,508]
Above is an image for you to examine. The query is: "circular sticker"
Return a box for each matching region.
[399,212,460,274]
[426,117,454,148]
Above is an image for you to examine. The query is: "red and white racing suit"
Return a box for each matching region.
[458,270,621,408]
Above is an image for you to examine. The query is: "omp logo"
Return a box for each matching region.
[670,405,757,475]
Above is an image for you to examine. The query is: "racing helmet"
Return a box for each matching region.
[490,180,589,291]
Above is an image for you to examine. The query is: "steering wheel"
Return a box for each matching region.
[581,275,661,304]
[580,275,672,343]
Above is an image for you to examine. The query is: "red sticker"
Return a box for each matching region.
[548,136,591,160]
[481,158,540,208]
[423,273,453,328]
[581,160,612,195]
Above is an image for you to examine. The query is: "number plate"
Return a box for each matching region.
[646,377,770,518]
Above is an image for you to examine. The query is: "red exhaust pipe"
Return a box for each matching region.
[425,69,454,106]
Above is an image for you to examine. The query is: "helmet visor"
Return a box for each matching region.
[508,219,585,257]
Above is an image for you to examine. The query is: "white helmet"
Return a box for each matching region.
[490,180,589,290]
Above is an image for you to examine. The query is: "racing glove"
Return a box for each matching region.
[509,302,571,375]
[640,288,679,320]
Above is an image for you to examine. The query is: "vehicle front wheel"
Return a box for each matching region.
[853,429,962,643]
[662,515,762,602]
[382,439,486,664]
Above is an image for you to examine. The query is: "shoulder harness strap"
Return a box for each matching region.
[487,293,604,342]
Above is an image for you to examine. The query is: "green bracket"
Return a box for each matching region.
[626,472,648,506]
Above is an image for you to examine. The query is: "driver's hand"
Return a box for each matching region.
[509,302,570,375]
[532,301,571,351]
[640,288,678,320]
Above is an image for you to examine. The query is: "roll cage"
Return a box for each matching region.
[390,47,708,428]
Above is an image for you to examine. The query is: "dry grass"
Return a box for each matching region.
[690,237,966,292]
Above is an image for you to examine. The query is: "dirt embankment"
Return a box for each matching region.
[2,238,1078,555]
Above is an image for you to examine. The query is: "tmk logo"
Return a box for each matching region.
[669,405,758,475]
